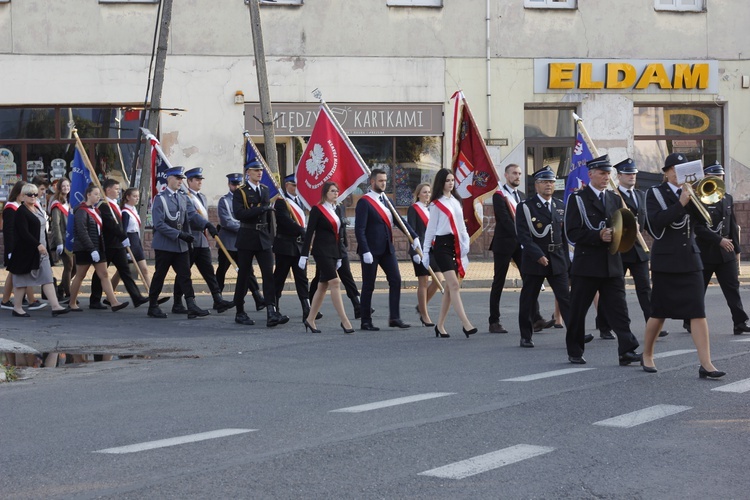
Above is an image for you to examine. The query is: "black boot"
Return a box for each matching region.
[212,292,234,314]
[147,305,167,318]
[266,304,289,327]
[172,296,188,314]
[352,296,362,320]
[252,289,266,311]
[185,297,210,319]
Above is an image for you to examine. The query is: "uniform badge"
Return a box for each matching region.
[536,222,543,229]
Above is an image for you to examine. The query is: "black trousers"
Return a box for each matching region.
[149,250,194,306]
[360,251,401,323]
[273,253,309,306]
[174,246,220,299]
[489,248,542,325]
[233,248,275,313]
[217,249,261,294]
[310,252,360,301]
[597,259,652,330]
[519,273,570,341]
[91,246,144,303]
[703,260,748,326]
[566,274,639,358]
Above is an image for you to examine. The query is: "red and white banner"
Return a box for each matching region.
[295,105,369,210]
[141,128,174,199]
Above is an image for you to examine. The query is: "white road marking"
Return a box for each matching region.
[653,349,696,358]
[731,338,750,342]
[593,405,691,428]
[330,393,455,413]
[94,429,256,454]
[501,368,594,382]
[711,378,750,393]
[418,444,554,480]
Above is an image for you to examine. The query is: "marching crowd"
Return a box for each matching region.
[2,153,749,378]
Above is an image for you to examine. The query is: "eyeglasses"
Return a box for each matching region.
[26,193,39,197]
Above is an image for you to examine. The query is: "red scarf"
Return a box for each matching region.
[317,204,339,243]
[82,206,102,234]
[49,200,69,217]
[363,195,392,240]
[433,199,465,278]
[3,201,19,212]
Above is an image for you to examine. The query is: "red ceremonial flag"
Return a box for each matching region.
[295,105,369,209]
[450,91,500,242]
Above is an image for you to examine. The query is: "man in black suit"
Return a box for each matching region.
[564,154,641,366]
[90,178,149,309]
[354,168,419,331]
[596,158,668,339]
[489,163,545,333]
[515,166,571,348]
[232,160,289,327]
[694,163,750,335]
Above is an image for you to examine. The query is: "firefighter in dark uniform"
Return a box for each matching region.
[232,159,289,327]
[564,154,641,365]
[515,166,571,348]
[694,163,750,335]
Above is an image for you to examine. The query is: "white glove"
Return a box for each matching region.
[56,244,64,255]
[422,252,430,270]
[126,252,132,262]
[91,250,101,263]
[7,253,11,260]
[336,259,342,270]
[411,237,421,252]
[121,237,131,247]
[298,256,308,270]
[362,252,373,264]
[462,255,470,269]
[412,254,421,264]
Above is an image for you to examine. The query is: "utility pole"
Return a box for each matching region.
[137,0,173,224]
[247,0,280,177]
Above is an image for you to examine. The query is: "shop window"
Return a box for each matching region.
[654,0,704,12]
[524,0,577,9]
[387,0,443,7]
[524,107,576,195]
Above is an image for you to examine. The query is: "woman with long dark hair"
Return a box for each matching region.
[407,182,442,326]
[48,177,74,299]
[298,181,355,334]
[422,169,477,338]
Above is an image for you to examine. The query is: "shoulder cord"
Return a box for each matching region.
[222,197,238,222]
[158,194,181,222]
[575,195,606,231]
[521,203,552,238]
[646,187,689,241]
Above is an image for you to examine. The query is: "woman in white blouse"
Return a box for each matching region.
[422,169,477,338]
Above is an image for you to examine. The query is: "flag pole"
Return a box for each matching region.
[313,89,444,293]
[71,129,150,291]
[572,113,649,253]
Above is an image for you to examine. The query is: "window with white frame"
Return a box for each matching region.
[524,0,577,9]
[654,0,704,12]
[387,0,443,6]
[244,0,303,5]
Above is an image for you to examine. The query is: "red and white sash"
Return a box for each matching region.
[412,203,429,227]
[496,186,518,219]
[107,200,122,220]
[318,204,340,243]
[363,194,393,239]
[82,206,103,234]
[433,199,466,278]
[286,196,306,228]
[4,201,20,212]
[48,200,69,217]
[122,205,141,228]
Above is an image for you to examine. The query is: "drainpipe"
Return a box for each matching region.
[486,0,492,139]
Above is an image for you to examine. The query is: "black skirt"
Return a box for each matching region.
[74,250,98,266]
[413,254,440,277]
[128,231,145,262]
[432,234,458,273]
[314,255,339,283]
[650,270,705,319]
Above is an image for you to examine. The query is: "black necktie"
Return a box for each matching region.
[676,188,682,197]
[513,191,520,204]
[599,192,604,203]
[544,201,549,211]
[629,190,637,208]
[380,194,386,205]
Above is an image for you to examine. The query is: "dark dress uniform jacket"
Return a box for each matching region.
[7,204,42,275]
[233,183,273,251]
[565,186,624,277]
[695,194,740,264]
[516,196,569,276]
[354,195,417,256]
[489,187,523,254]
[100,201,128,249]
[619,188,649,264]
[302,205,342,259]
[645,182,704,274]
[273,195,306,257]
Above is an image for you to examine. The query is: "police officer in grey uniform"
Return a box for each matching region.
[147,166,211,319]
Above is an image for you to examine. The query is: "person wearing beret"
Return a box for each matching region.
[147,167,211,319]
[693,163,750,336]
[172,167,234,315]
[564,154,641,366]
[232,160,289,327]
[596,158,669,340]
[216,172,265,311]
[515,166,571,348]
[641,153,724,377]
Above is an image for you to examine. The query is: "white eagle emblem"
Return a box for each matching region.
[305,143,329,180]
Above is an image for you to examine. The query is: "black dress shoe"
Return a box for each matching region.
[89,302,107,310]
[388,319,410,328]
[134,296,150,308]
[147,306,167,319]
[584,334,594,343]
[532,319,546,332]
[12,310,31,318]
[699,365,726,379]
[489,322,508,334]
[658,330,669,338]
[111,302,129,312]
[599,330,615,340]
[543,319,555,329]
[554,323,563,329]
[640,359,658,373]
[520,338,535,348]
[235,312,255,326]
[157,296,171,305]
[619,351,642,366]
[734,322,750,335]
[51,306,71,317]
[361,323,380,331]
[568,356,586,364]
[463,326,478,338]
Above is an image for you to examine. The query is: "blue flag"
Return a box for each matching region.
[564,131,593,203]
[245,137,279,199]
[65,149,93,251]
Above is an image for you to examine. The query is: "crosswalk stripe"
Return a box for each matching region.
[653,349,696,358]
[711,378,750,393]
[593,405,691,428]
[94,429,257,454]
[330,393,455,413]
[731,338,750,342]
[418,444,554,479]
[500,368,594,382]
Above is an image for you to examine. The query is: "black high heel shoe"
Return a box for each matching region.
[463,326,478,338]
[420,316,435,327]
[699,366,726,379]
[434,326,449,338]
[340,323,355,334]
[304,319,321,333]
[640,359,657,373]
